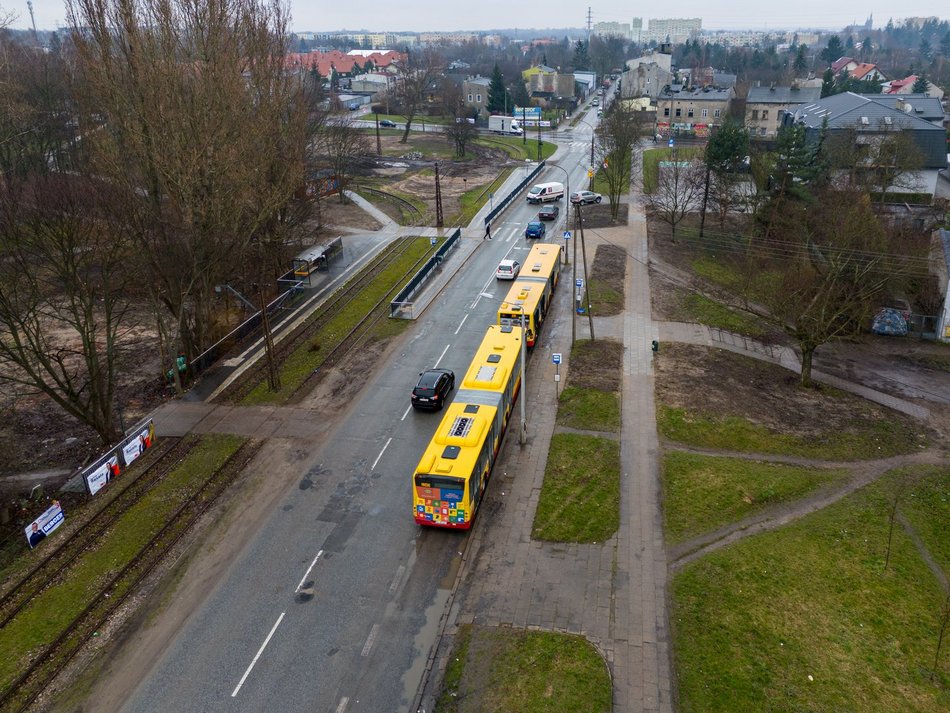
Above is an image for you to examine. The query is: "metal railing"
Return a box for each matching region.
[390,228,462,317]
[484,161,546,226]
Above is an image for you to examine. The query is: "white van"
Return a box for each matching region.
[526,182,565,204]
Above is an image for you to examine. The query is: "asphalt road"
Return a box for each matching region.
[121,114,600,713]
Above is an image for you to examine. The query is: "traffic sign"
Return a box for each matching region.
[552,353,562,365]
[587,169,593,178]
[575,278,584,288]
[668,138,674,148]
[563,231,571,240]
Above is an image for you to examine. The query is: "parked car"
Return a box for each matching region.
[525,220,546,239]
[379,119,397,128]
[538,204,559,221]
[591,98,599,106]
[411,368,455,411]
[496,259,521,280]
[570,190,603,205]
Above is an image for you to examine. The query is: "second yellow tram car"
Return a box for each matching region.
[498,242,561,347]
[413,324,524,529]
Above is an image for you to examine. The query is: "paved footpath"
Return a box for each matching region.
[451,198,672,713]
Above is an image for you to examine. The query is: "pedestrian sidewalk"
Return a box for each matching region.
[447,196,672,713]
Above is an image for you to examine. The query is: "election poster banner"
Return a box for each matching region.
[121,420,156,467]
[83,453,120,496]
[24,501,65,549]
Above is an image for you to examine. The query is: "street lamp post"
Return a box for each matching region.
[575,116,598,190]
[516,307,527,445]
[546,163,571,265]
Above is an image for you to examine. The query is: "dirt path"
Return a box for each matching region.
[668,447,946,568]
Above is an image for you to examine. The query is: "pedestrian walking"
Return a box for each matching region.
[484,222,492,240]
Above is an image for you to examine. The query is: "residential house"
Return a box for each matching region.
[849,63,887,82]
[573,71,597,98]
[931,229,950,342]
[656,85,735,138]
[523,65,577,109]
[622,49,673,101]
[831,56,858,75]
[786,92,947,196]
[745,84,821,138]
[868,94,946,127]
[462,76,491,116]
[350,73,393,99]
[883,75,945,100]
[687,67,738,89]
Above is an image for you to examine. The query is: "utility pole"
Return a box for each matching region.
[523,106,527,146]
[578,209,595,340]
[434,162,444,228]
[256,284,281,392]
[571,206,578,345]
[537,114,542,162]
[375,112,382,155]
[518,309,527,445]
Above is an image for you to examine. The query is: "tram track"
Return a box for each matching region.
[0,439,263,713]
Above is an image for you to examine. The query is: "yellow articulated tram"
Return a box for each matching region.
[413,324,524,529]
[497,242,561,347]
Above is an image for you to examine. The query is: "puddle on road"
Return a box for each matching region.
[399,587,451,708]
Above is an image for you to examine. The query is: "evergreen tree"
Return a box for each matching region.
[820,35,844,64]
[941,31,950,57]
[487,64,509,113]
[920,38,933,59]
[572,40,590,71]
[820,68,836,97]
[794,44,809,73]
[912,74,930,93]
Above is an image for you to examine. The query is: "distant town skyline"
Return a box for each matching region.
[4,0,948,35]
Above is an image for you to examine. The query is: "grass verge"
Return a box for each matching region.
[0,434,245,694]
[532,433,620,543]
[892,463,950,574]
[436,625,611,713]
[556,387,620,432]
[473,135,557,161]
[451,169,514,226]
[657,405,922,461]
[642,147,703,194]
[671,467,950,712]
[661,451,849,545]
[242,237,436,405]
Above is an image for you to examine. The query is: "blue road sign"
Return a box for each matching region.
[552,353,562,365]
[576,278,583,288]
[668,138,674,148]
[563,231,571,240]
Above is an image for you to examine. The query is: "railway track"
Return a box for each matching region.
[218,235,423,403]
[357,185,424,220]
[0,439,263,713]
[0,437,188,628]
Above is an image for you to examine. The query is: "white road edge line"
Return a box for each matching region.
[371,437,393,471]
[454,314,468,335]
[231,612,286,697]
[433,344,450,368]
[295,550,323,593]
[400,404,412,421]
[389,564,406,593]
[361,623,380,657]
[335,697,350,713]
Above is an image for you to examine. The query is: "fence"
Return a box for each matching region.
[390,228,462,317]
[484,161,546,227]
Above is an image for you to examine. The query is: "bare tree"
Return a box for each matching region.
[595,104,648,220]
[444,100,477,159]
[318,117,371,203]
[647,155,704,242]
[394,48,443,143]
[740,188,892,386]
[0,175,136,444]
[67,0,310,366]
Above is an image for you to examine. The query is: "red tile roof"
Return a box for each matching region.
[283,50,403,76]
[885,75,916,93]
[849,63,878,80]
[831,56,854,73]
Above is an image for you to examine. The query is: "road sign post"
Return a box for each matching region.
[575,278,584,314]
[562,231,571,265]
[552,353,562,398]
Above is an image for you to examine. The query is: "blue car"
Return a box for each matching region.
[525,220,546,239]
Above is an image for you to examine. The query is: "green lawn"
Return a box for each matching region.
[672,467,950,712]
[532,433,620,543]
[556,387,620,433]
[681,293,769,338]
[437,625,611,713]
[242,237,436,404]
[657,405,922,461]
[642,147,703,194]
[0,435,244,695]
[894,464,950,574]
[662,451,849,545]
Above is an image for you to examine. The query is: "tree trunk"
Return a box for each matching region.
[800,344,815,387]
[700,164,710,237]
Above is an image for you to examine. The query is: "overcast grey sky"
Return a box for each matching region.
[5,0,947,34]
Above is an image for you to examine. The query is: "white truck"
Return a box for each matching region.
[488,115,523,135]
[525,182,565,204]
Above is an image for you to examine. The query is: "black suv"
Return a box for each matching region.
[411,368,455,411]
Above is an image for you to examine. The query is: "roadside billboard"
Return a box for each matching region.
[83,454,120,496]
[25,501,65,549]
